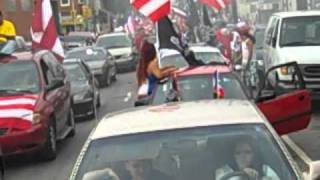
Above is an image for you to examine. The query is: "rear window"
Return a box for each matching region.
[66,48,106,61]
[0,61,40,94]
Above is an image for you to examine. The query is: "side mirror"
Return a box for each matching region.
[256,90,276,103]
[46,79,64,92]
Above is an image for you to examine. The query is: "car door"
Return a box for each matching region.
[44,53,70,134]
[256,62,312,135]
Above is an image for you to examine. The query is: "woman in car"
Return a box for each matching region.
[215,138,280,180]
[136,40,177,99]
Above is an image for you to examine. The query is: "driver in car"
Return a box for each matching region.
[215,138,280,180]
[125,159,174,180]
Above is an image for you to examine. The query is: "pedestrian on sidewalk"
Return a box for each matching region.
[0,10,16,44]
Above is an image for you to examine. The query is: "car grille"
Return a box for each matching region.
[0,128,8,136]
[114,55,122,59]
[300,65,320,78]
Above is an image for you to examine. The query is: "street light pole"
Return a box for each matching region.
[232,0,239,23]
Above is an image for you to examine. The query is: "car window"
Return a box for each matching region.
[161,54,189,68]
[280,16,320,46]
[194,51,226,64]
[265,16,278,45]
[63,63,88,82]
[0,61,40,93]
[66,48,106,61]
[44,53,65,80]
[75,125,298,180]
[96,35,131,49]
[177,74,247,102]
[40,59,55,85]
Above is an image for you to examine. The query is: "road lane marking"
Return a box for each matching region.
[282,135,312,164]
[124,92,132,102]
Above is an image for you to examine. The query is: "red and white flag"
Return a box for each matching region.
[130,0,171,23]
[31,0,64,61]
[199,0,231,11]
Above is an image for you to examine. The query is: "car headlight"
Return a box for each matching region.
[73,91,93,102]
[280,66,295,75]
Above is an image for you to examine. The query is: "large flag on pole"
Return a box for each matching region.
[31,0,64,61]
[199,0,231,11]
[130,0,171,23]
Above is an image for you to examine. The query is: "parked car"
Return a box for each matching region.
[264,11,320,99]
[96,32,137,72]
[0,48,75,160]
[70,98,311,180]
[64,32,96,51]
[63,58,100,119]
[66,47,116,87]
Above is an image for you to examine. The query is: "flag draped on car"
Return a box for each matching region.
[130,0,171,22]
[212,71,225,99]
[199,0,231,11]
[31,0,64,61]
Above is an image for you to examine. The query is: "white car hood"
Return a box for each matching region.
[279,46,320,64]
[108,47,132,56]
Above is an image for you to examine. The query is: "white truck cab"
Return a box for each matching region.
[264,11,320,99]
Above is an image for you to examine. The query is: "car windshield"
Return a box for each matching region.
[64,36,88,43]
[0,61,40,94]
[280,16,320,46]
[96,35,131,49]
[152,73,247,105]
[161,54,189,68]
[194,51,226,65]
[74,125,298,180]
[66,48,106,61]
[64,63,87,82]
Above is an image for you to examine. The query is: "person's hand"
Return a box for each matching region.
[243,168,259,180]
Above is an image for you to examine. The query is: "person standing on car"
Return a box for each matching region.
[136,40,178,99]
[0,11,16,43]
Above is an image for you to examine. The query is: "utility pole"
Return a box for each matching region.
[232,0,238,23]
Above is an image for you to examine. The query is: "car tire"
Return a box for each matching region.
[96,95,101,108]
[67,109,76,138]
[88,101,96,120]
[106,71,112,87]
[40,119,57,161]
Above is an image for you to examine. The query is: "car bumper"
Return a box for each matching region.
[0,124,46,155]
[73,100,94,118]
[115,57,136,72]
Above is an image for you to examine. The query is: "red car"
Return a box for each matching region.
[136,62,311,135]
[0,50,75,160]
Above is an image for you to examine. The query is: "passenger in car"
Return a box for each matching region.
[125,159,174,180]
[215,138,280,180]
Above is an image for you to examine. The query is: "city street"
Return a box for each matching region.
[5,72,137,180]
[2,71,320,180]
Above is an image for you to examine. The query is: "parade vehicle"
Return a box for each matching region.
[264,11,320,100]
[70,99,312,180]
[96,32,137,72]
[63,58,100,119]
[0,41,75,160]
[64,32,96,51]
[66,47,116,87]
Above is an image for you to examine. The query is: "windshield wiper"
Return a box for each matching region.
[0,89,33,95]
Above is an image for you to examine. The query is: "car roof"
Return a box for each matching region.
[175,65,232,77]
[190,46,220,53]
[1,50,50,63]
[273,11,320,18]
[91,100,265,140]
[98,32,128,39]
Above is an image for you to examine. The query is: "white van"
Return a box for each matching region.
[264,11,320,99]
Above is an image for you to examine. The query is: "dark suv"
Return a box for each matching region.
[0,50,75,160]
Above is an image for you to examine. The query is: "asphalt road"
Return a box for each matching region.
[4,72,320,180]
[5,72,137,180]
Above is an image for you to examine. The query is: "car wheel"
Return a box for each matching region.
[67,108,76,138]
[40,119,57,161]
[112,67,117,81]
[106,71,112,87]
[96,94,101,108]
[88,101,96,120]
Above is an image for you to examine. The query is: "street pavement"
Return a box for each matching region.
[5,72,137,180]
[4,72,320,180]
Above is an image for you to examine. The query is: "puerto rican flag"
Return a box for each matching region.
[31,0,64,61]
[199,0,231,11]
[213,71,225,99]
[130,0,171,22]
[0,95,37,130]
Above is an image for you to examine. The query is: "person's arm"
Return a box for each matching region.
[149,61,177,79]
[0,21,16,40]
